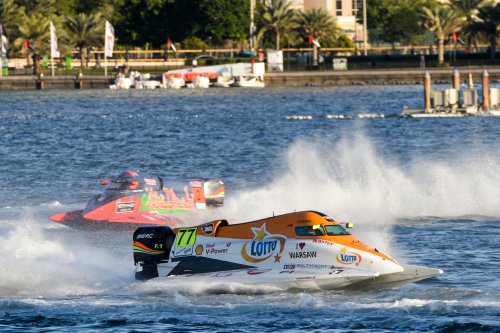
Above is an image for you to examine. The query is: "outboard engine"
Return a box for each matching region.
[133,226,176,280]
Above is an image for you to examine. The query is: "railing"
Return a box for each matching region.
[3,44,495,76]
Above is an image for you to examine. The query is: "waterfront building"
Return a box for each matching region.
[286,0,366,49]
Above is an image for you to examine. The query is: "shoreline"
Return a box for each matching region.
[0,68,498,90]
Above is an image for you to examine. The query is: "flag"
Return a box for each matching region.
[452,32,457,42]
[167,37,177,53]
[308,35,313,45]
[50,21,60,58]
[105,20,114,57]
[0,23,8,56]
[312,38,321,48]
[24,39,36,51]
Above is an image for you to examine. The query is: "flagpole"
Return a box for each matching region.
[0,23,3,78]
[104,35,108,76]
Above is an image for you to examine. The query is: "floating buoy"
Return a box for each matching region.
[286,115,312,120]
[326,114,350,119]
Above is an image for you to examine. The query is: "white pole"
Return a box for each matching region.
[250,0,255,55]
[0,23,3,78]
[363,0,368,56]
[51,55,54,76]
[104,21,108,76]
[104,36,108,76]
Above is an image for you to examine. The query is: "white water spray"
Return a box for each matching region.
[0,208,132,297]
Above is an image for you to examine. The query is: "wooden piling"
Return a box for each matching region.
[76,73,83,89]
[36,74,44,90]
[424,71,431,110]
[468,73,474,89]
[453,69,460,90]
[482,70,490,110]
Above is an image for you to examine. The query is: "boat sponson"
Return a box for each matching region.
[348,264,443,290]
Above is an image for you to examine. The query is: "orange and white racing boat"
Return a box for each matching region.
[132,211,442,290]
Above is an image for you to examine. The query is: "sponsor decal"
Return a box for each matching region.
[139,189,196,213]
[175,227,197,247]
[296,264,330,270]
[116,201,136,213]
[288,251,317,259]
[201,222,214,235]
[195,244,203,255]
[144,178,157,186]
[133,241,163,255]
[297,242,306,250]
[205,247,228,255]
[296,276,315,281]
[247,269,271,275]
[330,265,345,270]
[174,246,193,257]
[336,248,362,266]
[136,233,153,239]
[283,264,296,270]
[241,223,286,263]
[173,227,197,257]
[202,243,231,255]
[312,239,335,247]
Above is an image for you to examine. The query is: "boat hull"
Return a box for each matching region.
[50,210,182,231]
[151,267,380,291]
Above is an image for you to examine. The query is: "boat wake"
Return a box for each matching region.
[0,208,132,298]
[222,133,500,223]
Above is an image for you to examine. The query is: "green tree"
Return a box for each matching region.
[181,36,208,50]
[365,0,435,45]
[422,4,464,64]
[115,0,167,47]
[1,0,24,29]
[468,3,500,59]
[256,0,297,50]
[116,0,249,48]
[64,12,104,69]
[12,12,51,74]
[451,0,490,50]
[296,8,341,65]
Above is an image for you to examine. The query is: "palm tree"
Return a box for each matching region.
[256,0,297,50]
[422,4,464,64]
[451,0,489,51]
[64,13,104,70]
[12,12,52,75]
[0,0,23,28]
[469,3,500,59]
[296,8,341,66]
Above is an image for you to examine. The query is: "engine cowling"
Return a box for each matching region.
[133,226,176,280]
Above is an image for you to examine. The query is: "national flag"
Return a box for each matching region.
[0,23,8,56]
[24,39,36,51]
[167,37,177,53]
[105,20,115,57]
[312,38,321,48]
[50,21,60,58]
